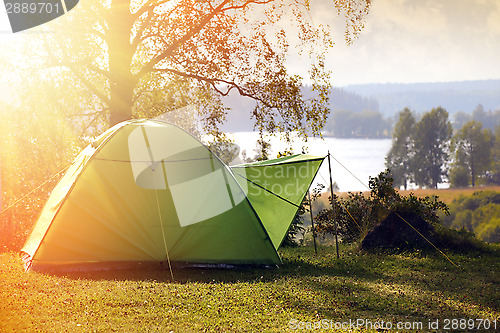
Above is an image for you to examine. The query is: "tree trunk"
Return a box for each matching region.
[108,0,137,127]
[470,151,475,187]
[109,80,136,126]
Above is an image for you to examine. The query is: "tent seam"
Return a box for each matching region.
[231,157,325,168]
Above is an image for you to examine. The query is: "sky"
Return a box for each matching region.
[1,0,499,88]
[305,0,500,86]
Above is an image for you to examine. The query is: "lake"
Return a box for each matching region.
[227,132,392,193]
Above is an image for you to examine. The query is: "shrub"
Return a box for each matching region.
[433,226,490,253]
[444,190,500,243]
[314,170,449,245]
[314,192,377,244]
[475,218,500,243]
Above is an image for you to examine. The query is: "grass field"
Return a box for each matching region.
[397,186,500,204]
[1,245,499,332]
[313,186,500,211]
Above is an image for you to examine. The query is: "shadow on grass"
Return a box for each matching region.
[276,247,500,325]
[47,246,384,284]
[2,245,498,331]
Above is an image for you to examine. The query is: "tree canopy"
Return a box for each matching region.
[35,0,371,139]
[386,107,500,189]
[385,107,452,189]
[450,121,493,187]
[385,107,415,189]
[412,107,452,189]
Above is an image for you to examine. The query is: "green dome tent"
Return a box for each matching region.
[21,120,324,271]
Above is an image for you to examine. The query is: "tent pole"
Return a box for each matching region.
[307,190,317,255]
[327,152,339,259]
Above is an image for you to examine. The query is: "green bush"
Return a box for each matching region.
[433,226,490,253]
[475,218,500,243]
[452,210,472,230]
[444,190,500,243]
[314,170,449,245]
[314,191,376,244]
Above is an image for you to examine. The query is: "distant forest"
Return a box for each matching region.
[220,79,500,139]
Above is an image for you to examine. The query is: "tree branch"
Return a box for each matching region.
[132,0,171,20]
[153,67,275,109]
[67,65,111,106]
[79,109,109,139]
[86,62,112,80]
[137,0,232,78]
[223,0,273,11]
[131,5,155,50]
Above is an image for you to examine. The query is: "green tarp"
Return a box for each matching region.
[21,120,325,271]
[231,155,324,249]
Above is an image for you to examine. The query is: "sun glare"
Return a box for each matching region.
[0,5,22,106]
[0,2,11,33]
[0,46,17,107]
[0,31,24,107]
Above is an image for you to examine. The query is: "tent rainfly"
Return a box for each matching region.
[21,120,325,271]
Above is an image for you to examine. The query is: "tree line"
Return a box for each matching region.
[386,106,500,189]
[324,109,391,138]
[325,103,500,140]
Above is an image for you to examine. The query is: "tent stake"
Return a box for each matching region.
[327,152,339,259]
[307,190,318,255]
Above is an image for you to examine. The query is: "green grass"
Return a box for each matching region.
[397,186,500,204]
[1,246,499,332]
